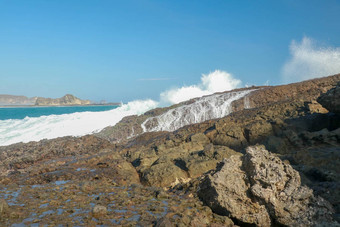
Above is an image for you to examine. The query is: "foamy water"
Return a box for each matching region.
[0,100,158,146]
[0,70,247,146]
[142,89,255,132]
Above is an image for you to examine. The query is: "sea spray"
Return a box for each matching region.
[141,89,255,132]
[0,70,245,146]
[0,99,158,146]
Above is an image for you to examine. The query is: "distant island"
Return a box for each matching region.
[0,94,37,106]
[0,94,120,106]
[35,94,91,106]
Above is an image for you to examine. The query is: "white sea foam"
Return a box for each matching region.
[1,70,246,146]
[160,70,241,105]
[142,89,255,132]
[0,99,158,146]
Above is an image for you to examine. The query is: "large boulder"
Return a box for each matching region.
[318,82,340,114]
[198,145,337,226]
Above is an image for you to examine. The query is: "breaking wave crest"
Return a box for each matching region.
[141,89,255,132]
[0,99,158,146]
[0,70,246,146]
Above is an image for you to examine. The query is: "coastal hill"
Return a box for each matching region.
[0,74,339,226]
[0,94,92,106]
[0,94,37,105]
[35,94,91,106]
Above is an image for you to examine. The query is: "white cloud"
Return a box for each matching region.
[282,37,340,83]
[160,70,242,105]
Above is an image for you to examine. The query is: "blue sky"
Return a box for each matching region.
[1,0,340,102]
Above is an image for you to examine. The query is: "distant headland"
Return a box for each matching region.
[35,94,91,106]
[0,94,120,107]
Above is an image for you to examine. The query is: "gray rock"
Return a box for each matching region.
[92,205,107,216]
[198,154,271,226]
[199,145,338,226]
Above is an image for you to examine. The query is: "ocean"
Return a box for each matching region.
[0,71,252,147]
[0,105,119,121]
[0,100,158,146]
[0,88,255,147]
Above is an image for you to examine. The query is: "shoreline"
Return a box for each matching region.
[0,103,121,108]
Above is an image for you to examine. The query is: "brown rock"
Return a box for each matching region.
[318,82,340,113]
[142,162,188,187]
[199,145,338,226]
[35,94,91,106]
[155,216,174,227]
[198,155,271,226]
[0,199,9,215]
[244,146,335,226]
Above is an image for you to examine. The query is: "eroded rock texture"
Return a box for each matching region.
[199,145,338,226]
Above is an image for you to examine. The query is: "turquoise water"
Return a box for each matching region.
[0,105,119,120]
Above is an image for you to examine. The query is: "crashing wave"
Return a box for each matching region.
[0,99,158,146]
[141,89,255,132]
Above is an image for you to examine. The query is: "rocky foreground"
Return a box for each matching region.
[0,74,340,226]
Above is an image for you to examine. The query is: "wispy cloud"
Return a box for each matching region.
[282,37,340,83]
[137,77,176,81]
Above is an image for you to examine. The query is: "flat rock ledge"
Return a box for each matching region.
[198,145,338,226]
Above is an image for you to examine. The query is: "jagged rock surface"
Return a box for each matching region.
[318,82,340,114]
[1,74,340,226]
[198,145,337,226]
[96,74,340,142]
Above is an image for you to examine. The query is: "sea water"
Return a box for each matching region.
[0,105,119,121]
[0,89,255,147]
[0,100,158,146]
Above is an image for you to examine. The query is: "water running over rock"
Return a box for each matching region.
[141,89,255,132]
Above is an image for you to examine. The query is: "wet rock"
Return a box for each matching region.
[318,82,340,114]
[199,145,338,226]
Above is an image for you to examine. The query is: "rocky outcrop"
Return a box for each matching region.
[1,74,340,226]
[0,135,115,176]
[0,135,233,226]
[97,74,340,143]
[0,94,37,105]
[318,82,340,114]
[35,94,91,106]
[198,145,337,226]
[119,97,339,186]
